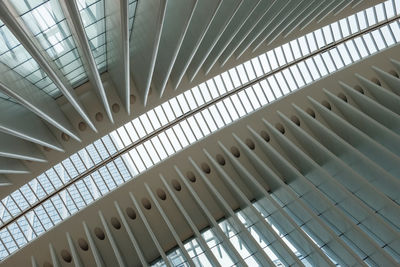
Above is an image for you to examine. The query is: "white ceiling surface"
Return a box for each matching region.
[3,43,400,266]
[0,0,383,200]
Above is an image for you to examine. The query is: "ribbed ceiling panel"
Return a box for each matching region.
[2,41,399,266]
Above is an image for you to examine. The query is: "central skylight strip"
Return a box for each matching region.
[0,0,399,260]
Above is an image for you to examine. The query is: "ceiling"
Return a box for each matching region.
[0,0,384,202]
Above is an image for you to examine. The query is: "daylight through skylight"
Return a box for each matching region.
[0,0,399,261]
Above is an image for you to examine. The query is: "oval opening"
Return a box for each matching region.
[201,163,211,174]
[126,207,136,220]
[78,122,87,131]
[290,115,300,126]
[111,217,121,229]
[354,85,364,94]
[95,112,103,121]
[216,154,225,166]
[61,133,70,141]
[186,171,196,182]
[172,179,182,191]
[306,108,316,118]
[94,227,105,240]
[157,188,167,200]
[337,92,347,102]
[275,123,285,134]
[231,146,240,157]
[61,249,72,263]
[141,198,152,210]
[112,103,120,113]
[371,77,381,86]
[78,238,89,251]
[321,100,331,110]
[245,138,255,150]
[260,130,270,142]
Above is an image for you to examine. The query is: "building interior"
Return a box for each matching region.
[0,0,399,266]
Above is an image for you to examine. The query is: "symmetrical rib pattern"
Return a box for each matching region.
[0,0,383,189]
[1,5,399,260]
[3,42,399,266]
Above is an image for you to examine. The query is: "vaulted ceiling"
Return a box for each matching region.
[0,0,384,199]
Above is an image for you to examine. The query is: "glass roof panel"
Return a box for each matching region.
[11,0,88,88]
[77,0,107,72]
[0,0,399,261]
[128,0,138,41]
[0,19,61,98]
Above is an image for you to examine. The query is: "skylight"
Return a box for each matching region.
[11,0,89,88]
[77,0,107,72]
[0,0,399,261]
[0,18,60,98]
[0,0,138,93]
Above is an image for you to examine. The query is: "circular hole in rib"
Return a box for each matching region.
[290,115,300,126]
[43,262,53,267]
[126,207,136,220]
[141,198,151,210]
[186,171,196,182]
[112,103,120,113]
[78,122,87,131]
[389,70,399,78]
[306,108,316,118]
[43,146,51,152]
[371,77,381,86]
[231,146,240,157]
[61,133,70,142]
[130,94,136,104]
[78,238,89,251]
[94,227,105,240]
[245,138,255,150]
[275,123,285,134]
[95,112,103,122]
[201,163,211,174]
[260,130,270,142]
[61,249,72,263]
[216,154,225,166]
[321,100,331,110]
[111,217,121,230]
[337,92,347,102]
[354,85,364,94]
[172,179,181,191]
[157,188,167,200]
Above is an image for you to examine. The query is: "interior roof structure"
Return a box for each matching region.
[3,35,400,267]
[0,0,387,200]
[0,0,398,264]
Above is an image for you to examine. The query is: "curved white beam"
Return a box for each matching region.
[105,0,130,114]
[186,0,243,82]
[152,0,197,98]
[218,0,277,67]
[0,63,79,143]
[0,132,46,162]
[202,0,261,75]
[0,157,28,174]
[0,99,64,152]
[59,0,114,123]
[0,1,96,133]
[169,0,222,90]
[130,0,168,106]
[0,174,11,186]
